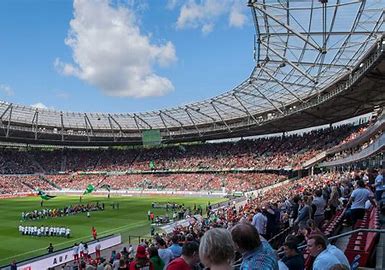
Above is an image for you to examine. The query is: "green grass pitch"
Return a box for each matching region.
[0,195,226,266]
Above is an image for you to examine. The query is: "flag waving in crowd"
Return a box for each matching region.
[83,184,95,195]
[37,189,56,200]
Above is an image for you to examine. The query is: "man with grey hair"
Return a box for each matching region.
[199,228,235,270]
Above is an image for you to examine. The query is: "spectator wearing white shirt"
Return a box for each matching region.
[251,208,267,237]
[307,234,340,270]
[347,180,377,226]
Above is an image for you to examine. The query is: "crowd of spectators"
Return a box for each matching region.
[0,123,367,175]
[0,173,286,194]
[0,175,52,194]
[327,127,384,162]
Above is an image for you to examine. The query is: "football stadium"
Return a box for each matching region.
[0,0,385,269]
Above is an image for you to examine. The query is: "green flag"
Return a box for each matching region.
[149,160,155,170]
[83,184,95,195]
[37,189,56,200]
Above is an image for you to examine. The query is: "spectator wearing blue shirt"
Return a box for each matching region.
[307,234,342,270]
[168,235,182,258]
[231,222,278,270]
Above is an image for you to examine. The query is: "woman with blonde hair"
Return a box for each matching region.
[199,228,235,270]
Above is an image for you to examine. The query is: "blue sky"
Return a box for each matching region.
[0,0,255,113]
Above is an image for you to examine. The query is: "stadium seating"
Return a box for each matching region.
[0,123,366,175]
[345,207,380,266]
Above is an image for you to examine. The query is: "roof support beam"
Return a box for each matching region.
[259,40,317,83]
[251,2,323,52]
[31,109,39,140]
[210,102,231,132]
[0,103,12,121]
[212,99,248,115]
[265,59,352,69]
[184,109,202,136]
[6,106,12,138]
[133,115,141,133]
[108,114,124,138]
[236,89,264,101]
[251,84,284,115]
[259,66,304,102]
[185,105,216,122]
[133,114,152,129]
[84,113,94,141]
[161,111,185,128]
[159,112,171,138]
[107,116,116,141]
[232,94,259,124]
[60,112,64,142]
[255,77,318,89]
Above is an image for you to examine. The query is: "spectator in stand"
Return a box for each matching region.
[231,222,278,270]
[166,241,200,270]
[95,240,101,260]
[199,228,235,270]
[328,186,340,216]
[375,168,385,201]
[280,240,304,270]
[73,243,79,263]
[148,246,165,270]
[10,260,17,270]
[326,242,350,268]
[251,208,267,238]
[129,246,154,270]
[168,235,182,258]
[307,234,341,270]
[290,196,300,225]
[312,190,326,228]
[155,237,173,269]
[347,179,377,226]
[295,196,311,228]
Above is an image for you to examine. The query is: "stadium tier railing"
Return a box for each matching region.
[302,115,385,169]
[319,131,385,167]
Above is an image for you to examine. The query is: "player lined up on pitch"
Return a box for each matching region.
[20,202,105,221]
[18,225,71,238]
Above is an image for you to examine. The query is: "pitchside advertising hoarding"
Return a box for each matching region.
[13,235,121,270]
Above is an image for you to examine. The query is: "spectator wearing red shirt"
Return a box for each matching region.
[166,241,200,270]
[129,245,154,270]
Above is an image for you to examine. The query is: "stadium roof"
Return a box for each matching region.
[0,0,384,145]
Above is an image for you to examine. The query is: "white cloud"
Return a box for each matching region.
[55,0,177,98]
[31,102,54,110]
[229,3,246,28]
[0,84,14,96]
[202,23,214,35]
[176,0,247,33]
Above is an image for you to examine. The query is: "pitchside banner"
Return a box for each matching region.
[13,235,121,270]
